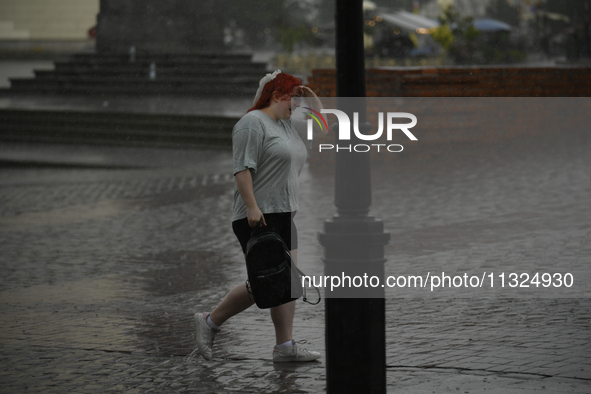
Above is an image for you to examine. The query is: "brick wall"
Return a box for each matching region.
[307,67,591,97]
[305,68,591,157]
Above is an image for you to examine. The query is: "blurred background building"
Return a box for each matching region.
[0,0,589,75]
[0,0,98,58]
[0,0,589,158]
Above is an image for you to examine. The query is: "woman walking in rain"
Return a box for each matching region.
[194,70,325,362]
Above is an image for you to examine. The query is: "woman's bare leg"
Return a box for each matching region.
[270,250,297,345]
[209,250,298,345]
[209,283,254,326]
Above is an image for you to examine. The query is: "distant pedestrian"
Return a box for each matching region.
[194,70,325,362]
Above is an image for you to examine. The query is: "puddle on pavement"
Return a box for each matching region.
[132,309,199,356]
[0,276,131,305]
[138,249,240,296]
[0,276,142,353]
[132,249,247,356]
[0,199,129,228]
[124,182,231,210]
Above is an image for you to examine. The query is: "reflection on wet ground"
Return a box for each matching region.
[0,130,590,392]
[0,94,252,117]
[298,130,591,296]
[140,250,228,296]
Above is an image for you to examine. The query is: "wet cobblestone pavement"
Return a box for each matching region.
[1,130,590,393]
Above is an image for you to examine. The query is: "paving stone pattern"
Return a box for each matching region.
[1,131,590,393]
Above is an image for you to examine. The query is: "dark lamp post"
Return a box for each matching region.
[319,0,390,393]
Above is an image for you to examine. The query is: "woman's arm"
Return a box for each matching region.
[300,86,328,138]
[235,168,266,228]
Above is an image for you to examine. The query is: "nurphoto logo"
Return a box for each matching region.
[305,108,418,153]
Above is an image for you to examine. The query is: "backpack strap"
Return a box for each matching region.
[294,265,321,305]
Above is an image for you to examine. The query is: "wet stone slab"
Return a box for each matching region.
[0,132,590,392]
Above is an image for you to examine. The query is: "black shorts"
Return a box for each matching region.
[232,212,297,254]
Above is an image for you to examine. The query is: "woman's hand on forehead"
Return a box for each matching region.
[298,85,316,97]
[291,86,304,97]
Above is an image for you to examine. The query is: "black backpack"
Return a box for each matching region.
[245,227,320,309]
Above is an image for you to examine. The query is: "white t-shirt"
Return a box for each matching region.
[232,110,308,221]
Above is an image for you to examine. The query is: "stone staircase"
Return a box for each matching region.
[6,52,266,96]
[0,107,240,149]
[0,51,267,148]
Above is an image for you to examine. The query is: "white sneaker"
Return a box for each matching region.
[194,312,216,360]
[273,342,321,363]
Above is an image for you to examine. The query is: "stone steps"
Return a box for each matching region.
[50,63,266,73]
[2,51,258,147]
[0,108,238,148]
[7,52,268,96]
[69,52,257,62]
[8,80,256,95]
[34,69,263,79]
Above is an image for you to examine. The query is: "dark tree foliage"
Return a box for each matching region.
[375,0,416,10]
[486,0,521,27]
[543,0,587,18]
[539,0,590,59]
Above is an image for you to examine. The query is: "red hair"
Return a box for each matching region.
[248,73,302,112]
